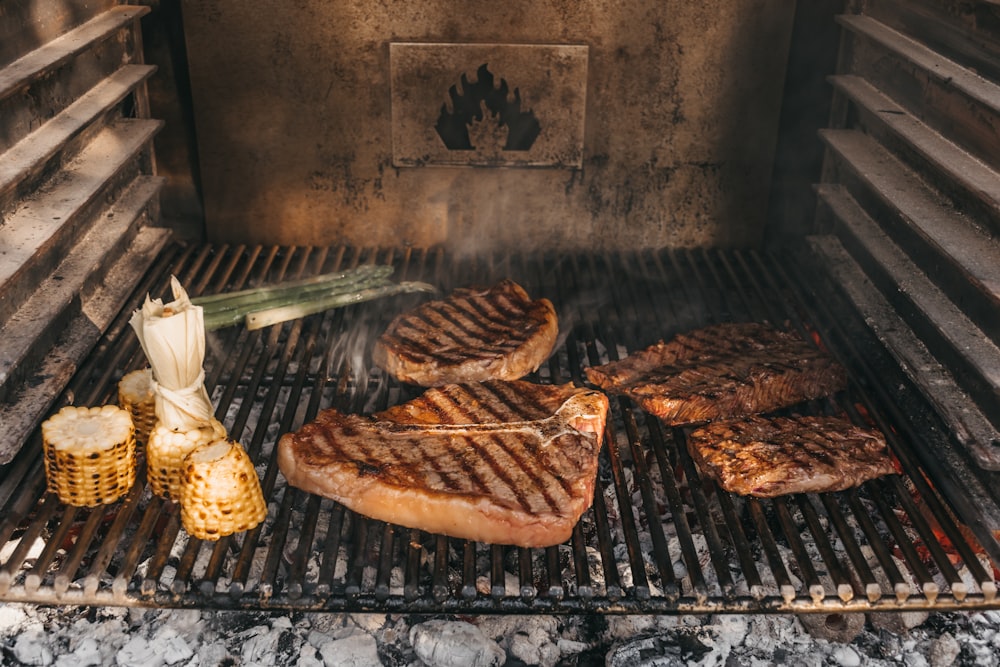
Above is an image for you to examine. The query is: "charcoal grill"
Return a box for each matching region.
[4,0,1000,628]
[0,242,997,615]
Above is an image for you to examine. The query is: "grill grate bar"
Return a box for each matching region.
[517,546,534,600]
[140,511,181,596]
[173,537,203,596]
[81,477,145,597]
[289,493,323,599]
[715,487,765,598]
[431,534,448,602]
[582,326,651,600]
[871,481,940,601]
[375,522,396,601]
[460,541,476,600]
[260,486,296,600]
[797,495,858,602]
[316,504,347,598]
[545,543,564,600]
[490,543,505,598]
[343,515,370,599]
[113,496,164,599]
[819,493,880,601]
[618,397,678,593]
[569,524,593,600]
[773,498,827,602]
[25,505,78,593]
[588,462,623,601]
[651,422,709,600]
[258,316,323,599]
[672,427,739,601]
[845,489,911,601]
[747,498,797,603]
[887,475,968,597]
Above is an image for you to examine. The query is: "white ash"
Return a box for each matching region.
[0,537,45,565]
[409,620,504,667]
[2,604,1000,666]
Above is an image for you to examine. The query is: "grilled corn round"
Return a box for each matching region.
[146,418,226,501]
[41,405,136,507]
[118,368,157,446]
[179,438,266,540]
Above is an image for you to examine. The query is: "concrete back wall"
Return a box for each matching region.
[181,1,795,251]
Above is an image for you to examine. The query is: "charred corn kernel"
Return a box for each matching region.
[180,439,266,540]
[41,405,136,507]
[146,419,226,501]
[118,368,156,446]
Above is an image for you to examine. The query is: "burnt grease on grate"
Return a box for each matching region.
[0,244,997,613]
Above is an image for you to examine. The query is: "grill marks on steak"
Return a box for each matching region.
[687,415,897,497]
[277,381,609,547]
[373,280,558,386]
[585,323,847,425]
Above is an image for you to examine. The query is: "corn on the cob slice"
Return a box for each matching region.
[180,438,267,540]
[146,418,226,501]
[41,405,136,507]
[118,368,157,446]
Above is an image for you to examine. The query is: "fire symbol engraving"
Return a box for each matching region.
[435,64,541,152]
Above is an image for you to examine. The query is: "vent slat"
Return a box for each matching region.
[0,119,163,323]
[837,13,1000,170]
[0,6,149,102]
[0,64,156,207]
[819,128,1000,342]
[830,73,1000,233]
[817,184,1000,431]
[837,14,1000,112]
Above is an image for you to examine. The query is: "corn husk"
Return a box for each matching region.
[129,276,216,433]
[130,276,228,500]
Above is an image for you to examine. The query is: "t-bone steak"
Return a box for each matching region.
[277,380,609,547]
[372,279,558,386]
[687,414,897,497]
[584,322,847,425]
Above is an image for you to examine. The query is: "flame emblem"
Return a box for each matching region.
[435,63,541,152]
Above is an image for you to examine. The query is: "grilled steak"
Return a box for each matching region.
[584,322,847,424]
[687,415,896,497]
[277,381,609,547]
[372,279,558,386]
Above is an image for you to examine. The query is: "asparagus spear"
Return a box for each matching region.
[244,281,437,331]
[194,264,436,331]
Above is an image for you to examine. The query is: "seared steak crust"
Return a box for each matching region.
[373,279,558,386]
[687,415,896,497]
[277,381,609,547]
[585,323,847,425]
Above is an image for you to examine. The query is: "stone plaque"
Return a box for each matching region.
[390,43,588,168]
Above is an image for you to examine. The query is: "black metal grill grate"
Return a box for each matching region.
[0,243,998,614]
